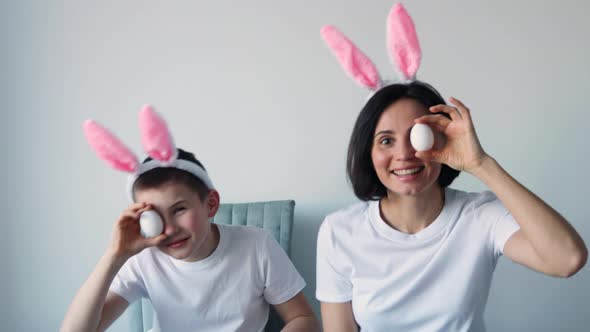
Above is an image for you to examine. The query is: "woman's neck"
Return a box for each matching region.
[379,186,445,234]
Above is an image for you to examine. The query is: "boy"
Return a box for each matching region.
[62,109,318,331]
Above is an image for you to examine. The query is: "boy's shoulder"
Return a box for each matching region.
[216,223,272,240]
[216,223,277,253]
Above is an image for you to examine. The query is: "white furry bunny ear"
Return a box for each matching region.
[387,3,421,81]
[320,25,383,90]
[83,120,139,173]
[139,105,177,164]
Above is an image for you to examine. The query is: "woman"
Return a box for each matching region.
[315,81,587,331]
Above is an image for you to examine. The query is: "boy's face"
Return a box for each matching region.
[135,182,220,262]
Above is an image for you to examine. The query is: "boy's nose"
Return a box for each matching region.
[163,222,177,235]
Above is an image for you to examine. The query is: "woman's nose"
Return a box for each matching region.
[395,137,416,160]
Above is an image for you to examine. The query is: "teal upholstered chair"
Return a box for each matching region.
[127,200,296,332]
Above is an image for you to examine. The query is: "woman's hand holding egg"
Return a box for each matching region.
[413,97,488,173]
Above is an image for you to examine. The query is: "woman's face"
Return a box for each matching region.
[371,98,444,196]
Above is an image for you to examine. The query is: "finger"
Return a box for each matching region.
[136,204,153,214]
[415,122,446,135]
[119,209,141,222]
[145,233,167,247]
[449,97,471,119]
[429,104,462,121]
[415,150,438,162]
[415,114,451,131]
[120,203,153,222]
[125,202,148,214]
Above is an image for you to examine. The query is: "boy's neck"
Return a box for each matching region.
[185,222,220,262]
[202,223,220,260]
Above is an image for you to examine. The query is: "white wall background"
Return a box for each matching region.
[2,0,589,331]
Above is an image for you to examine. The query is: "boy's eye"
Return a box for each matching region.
[173,207,186,214]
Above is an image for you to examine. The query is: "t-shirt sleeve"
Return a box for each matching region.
[315,218,353,303]
[476,191,520,258]
[109,256,148,304]
[260,231,306,305]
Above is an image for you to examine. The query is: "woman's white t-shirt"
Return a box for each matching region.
[316,188,519,332]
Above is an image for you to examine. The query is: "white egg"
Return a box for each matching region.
[139,210,164,238]
[410,123,434,151]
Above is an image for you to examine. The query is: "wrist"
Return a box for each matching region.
[468,154,496,178]
[103,249,129,268]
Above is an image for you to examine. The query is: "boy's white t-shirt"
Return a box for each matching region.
[316,188,520,332]
[111,223,306,332]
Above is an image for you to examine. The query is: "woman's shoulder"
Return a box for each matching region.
[321,201,372,234]
[446,188,507,226]
[327,201,370,221]
[447,187,498,208]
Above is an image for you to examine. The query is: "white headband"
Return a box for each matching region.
[126,158,215,201]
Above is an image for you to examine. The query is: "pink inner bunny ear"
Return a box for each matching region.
[321,25,382,90]
[83,120,139,173]
[139,105,176,163]
[387,3,421,81]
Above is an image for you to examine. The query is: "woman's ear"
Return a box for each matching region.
[206,189,220,218]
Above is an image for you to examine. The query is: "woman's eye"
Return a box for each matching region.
[173,207,186,214]
[380,137,393,145]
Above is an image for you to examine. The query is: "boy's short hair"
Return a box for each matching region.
[132,148,210,200]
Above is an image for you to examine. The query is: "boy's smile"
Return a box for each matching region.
[166,237,190,248]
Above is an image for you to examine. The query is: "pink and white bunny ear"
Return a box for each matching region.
[387,3,421,81]
[83,120,139,173]
[321,25,382,90]
[139,105,177,164]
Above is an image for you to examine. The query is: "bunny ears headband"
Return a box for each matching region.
[83,105,214,200]
[321,2,421,91]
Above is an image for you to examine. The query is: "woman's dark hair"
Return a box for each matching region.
[347,81,460,201]
[133,148,210,200]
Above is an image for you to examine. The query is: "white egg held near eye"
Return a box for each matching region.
[410,123,434,152]
[139,210,164,238]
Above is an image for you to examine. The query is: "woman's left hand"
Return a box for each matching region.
[414,97,488,173]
